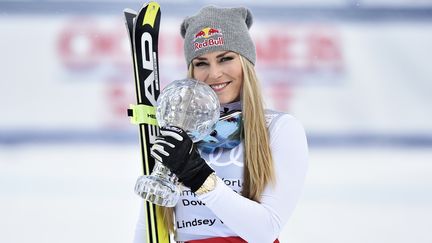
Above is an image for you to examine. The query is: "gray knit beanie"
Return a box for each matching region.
[180,6,256,65]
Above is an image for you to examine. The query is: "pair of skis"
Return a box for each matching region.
[124,2,170,243]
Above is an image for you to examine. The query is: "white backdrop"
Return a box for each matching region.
[1,17,431,134]
[0,1,431,243]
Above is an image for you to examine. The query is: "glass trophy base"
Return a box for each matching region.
[134,174,181,207]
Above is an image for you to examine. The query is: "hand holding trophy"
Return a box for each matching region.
[134,78,220,207]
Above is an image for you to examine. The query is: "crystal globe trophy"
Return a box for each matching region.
[134,78,220,207]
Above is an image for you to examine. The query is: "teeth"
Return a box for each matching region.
[211,83,228,90]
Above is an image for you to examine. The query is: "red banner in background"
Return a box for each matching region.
[55,18,345,128]
[57,19,344,76]
[1,13,431,141]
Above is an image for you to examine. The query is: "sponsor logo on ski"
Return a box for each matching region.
[140,31,160,143]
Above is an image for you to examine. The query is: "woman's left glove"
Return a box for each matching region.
[150,126,214,192]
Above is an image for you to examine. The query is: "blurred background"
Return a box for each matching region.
[1,0,432,242]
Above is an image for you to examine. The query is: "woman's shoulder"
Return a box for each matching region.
[264,109,298,128]
[264,110,308,150]
[264,109,306,140]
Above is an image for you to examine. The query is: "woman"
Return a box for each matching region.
[134,6,308,243]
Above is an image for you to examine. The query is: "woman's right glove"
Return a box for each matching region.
[150,126,214,192]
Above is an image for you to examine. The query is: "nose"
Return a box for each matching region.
[208,64,223,81]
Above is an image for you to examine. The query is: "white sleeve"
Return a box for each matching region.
[133,201,147,243]
[198,115,308,243]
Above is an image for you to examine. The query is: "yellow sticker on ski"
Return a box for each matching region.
[143,2,160,27]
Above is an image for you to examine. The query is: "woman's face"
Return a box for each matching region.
[192,51,243,104]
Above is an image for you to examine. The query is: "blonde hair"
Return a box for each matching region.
[161,54,275,232]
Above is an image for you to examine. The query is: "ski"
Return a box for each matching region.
[124,2,170,243]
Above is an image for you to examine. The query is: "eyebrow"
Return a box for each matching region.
[193,51,232,61]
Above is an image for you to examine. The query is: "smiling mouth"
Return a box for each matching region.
[210,81,231,92]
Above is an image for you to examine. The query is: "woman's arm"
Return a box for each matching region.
[198,114,309,243]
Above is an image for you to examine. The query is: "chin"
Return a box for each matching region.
[218,98,237,105]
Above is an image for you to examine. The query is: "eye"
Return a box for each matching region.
[193,61,207,67]
[220,56,234,63]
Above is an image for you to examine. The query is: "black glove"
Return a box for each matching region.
[150,126,214,192]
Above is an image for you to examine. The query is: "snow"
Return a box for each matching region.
[1,145,431,243]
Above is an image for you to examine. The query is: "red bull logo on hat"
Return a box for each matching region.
[193,27,224,51]
[194,27,221,39]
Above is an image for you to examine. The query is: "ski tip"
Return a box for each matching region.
[123,8,137,15]
[139,1,161,13]
[147,2,161,10]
